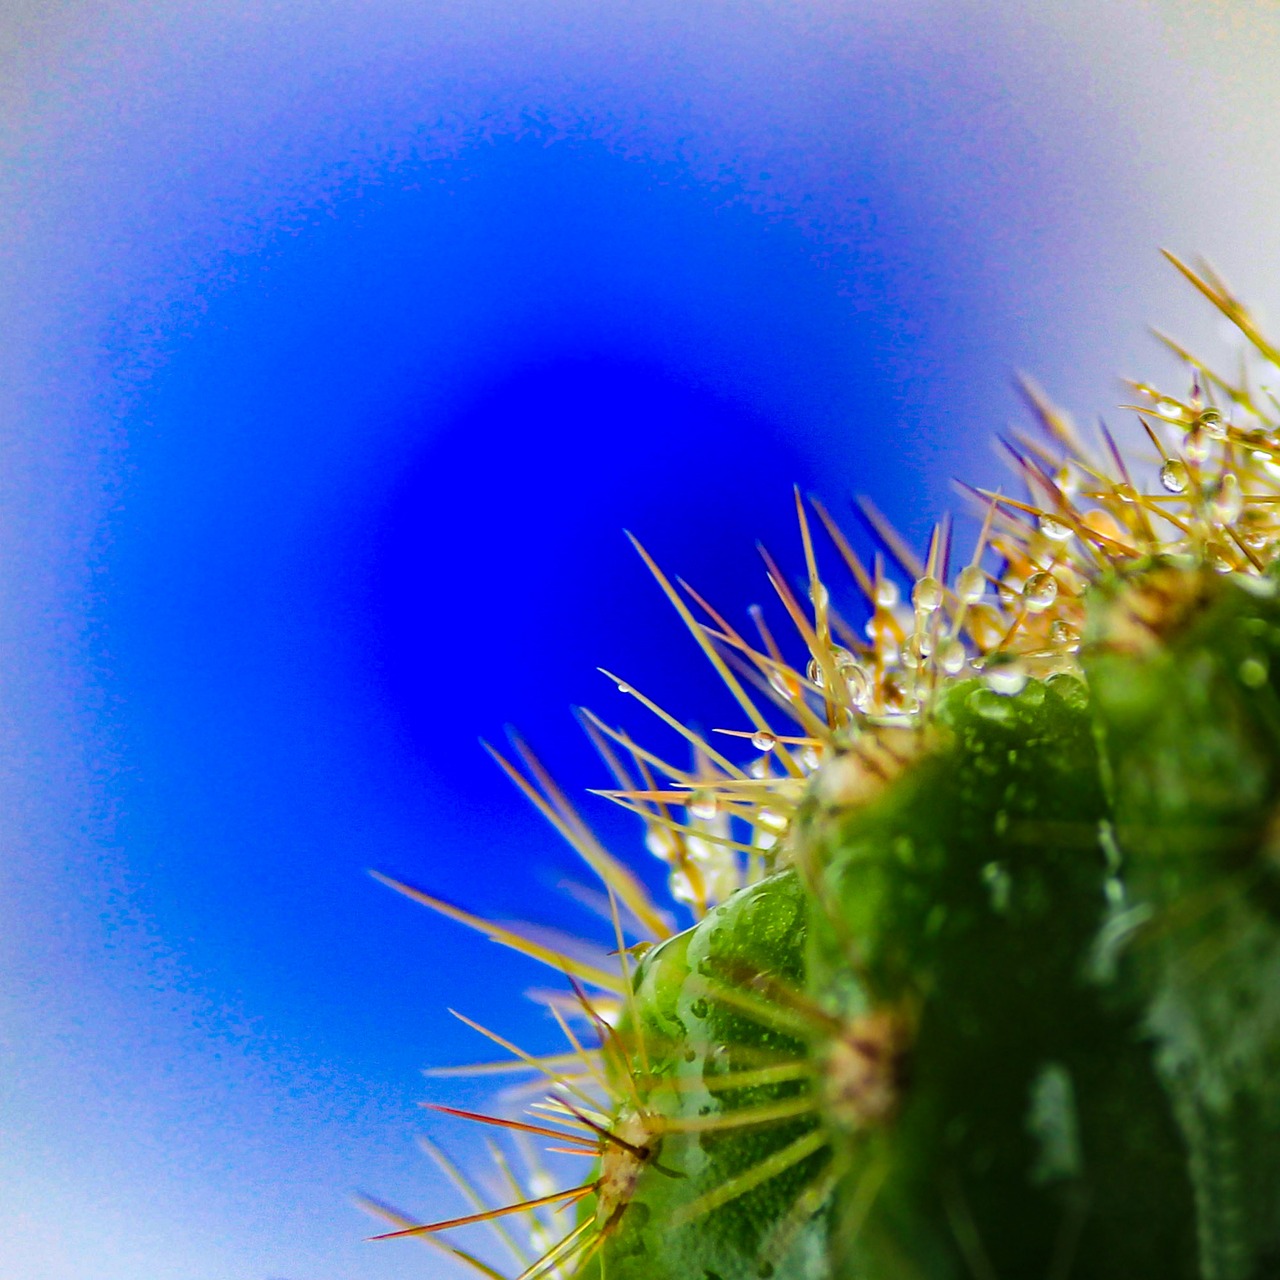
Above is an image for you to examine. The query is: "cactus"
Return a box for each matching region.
[364,253,1280,1279]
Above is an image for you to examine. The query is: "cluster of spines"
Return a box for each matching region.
[364,251,1280,1279]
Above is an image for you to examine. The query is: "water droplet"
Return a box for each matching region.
[878,636,901,667]
[1197,407,1227,440]
[907,629,934,663]
[1205,540,1234,572]
[957,565,985,603]
[758,808,787,833]
[874,578,900,609]
[912,575,944,612]
[1211,472,1243,523]
[689,997,709,1019]
[806,657,826,688]
[1049,620,1080,652]
[751,730,777,752]
[843,663,871,709]
[801,746,822,770]
[616,681,633,695]
[1160,458,1190,493]
[940,639,967,675]
[1023,572,1058,612]
[768,667,800,698]
[689,791,718,820]
[1039,515,1073,543]
[1185,427,1211,463]
[1055,462,1079,497]
[984,661,1027,696]
[809,580,830,609]
[1157,400,1184,421]
[645,826,679,861]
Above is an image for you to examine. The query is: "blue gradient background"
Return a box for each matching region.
[3,3,1280,1277]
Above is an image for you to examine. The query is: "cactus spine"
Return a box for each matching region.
[368,254,1280,1279]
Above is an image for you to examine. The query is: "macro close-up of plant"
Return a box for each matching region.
[15,8,1280,1280]
[365,255,1280,1280]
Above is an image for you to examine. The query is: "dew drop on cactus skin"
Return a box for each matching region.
[1022,571,1058,612]
[939,638,967,675]
[844,664,872,710]
[690,790,718,820]
[1161,458,1191,493]
[956,565,985,603]
[1039,515,1073,542]
[1050,619,1081,651]
[875,578,901,609]
[912,575,944,612]
[983,660,1027,695]
[1197,406,1228,440]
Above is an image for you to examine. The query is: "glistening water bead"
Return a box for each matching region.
[940,638,967,675]
[844,663,872,709]
[1050,619,1080,651]
[689,790,718,820]
[875,578,901,609]
[1197,407,1228,440]
[957,565,985,603]
[1022,572,1058,612]
[912,576,944,612]
[984,660,1028,695]
[1161,458,1191,494]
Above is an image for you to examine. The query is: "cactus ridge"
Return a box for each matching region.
[367,254,1280,1279]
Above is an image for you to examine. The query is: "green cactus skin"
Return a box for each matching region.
[797,673,1197,1280]
[1084,567,1280,1280]
[591,869,826,1280]
[599,668,1201,1279]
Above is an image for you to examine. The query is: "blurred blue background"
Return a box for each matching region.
[3,3,1280,1277]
